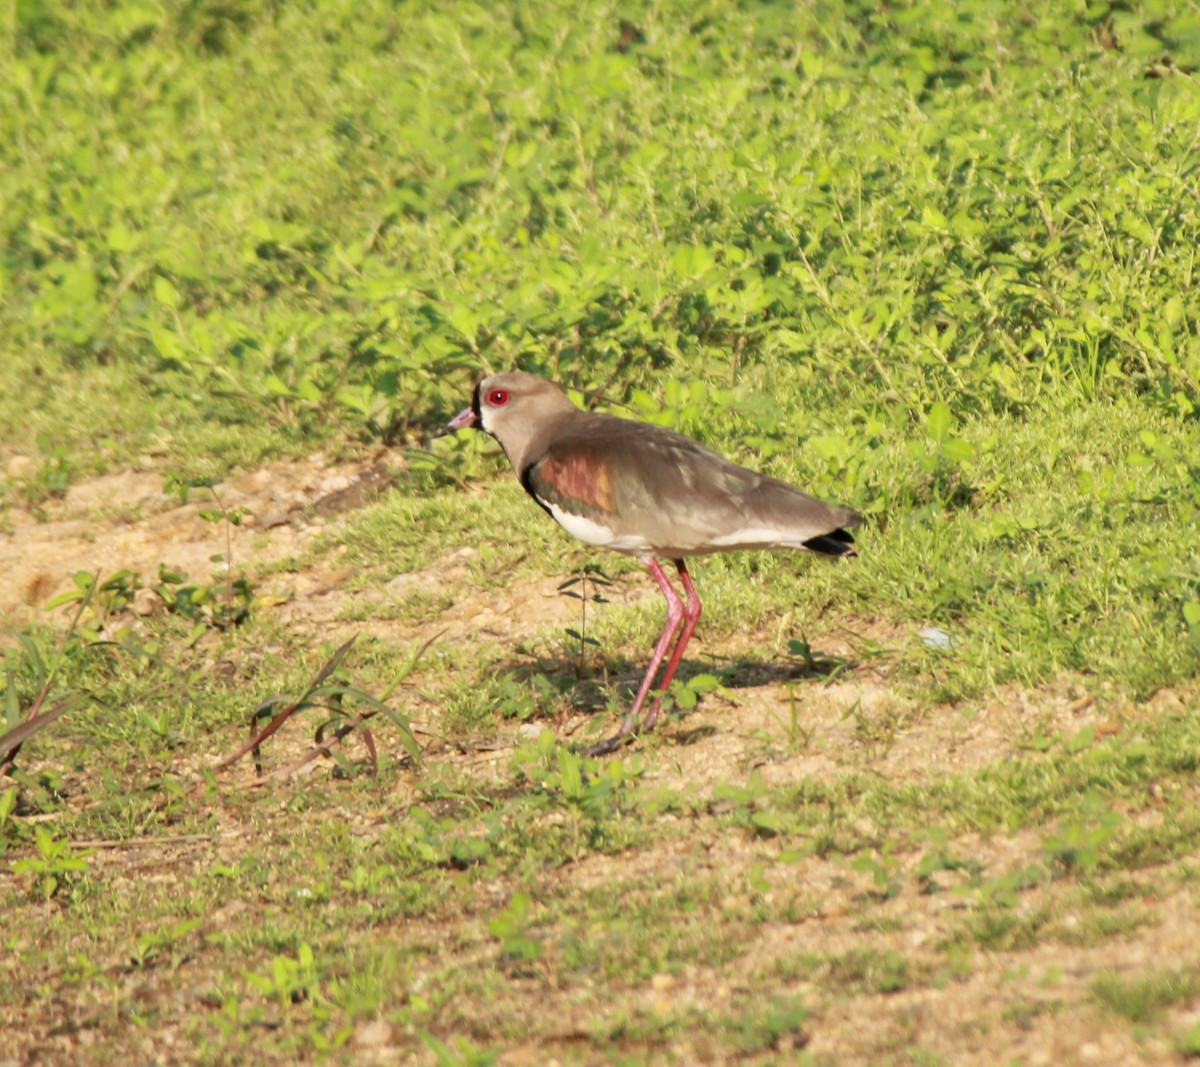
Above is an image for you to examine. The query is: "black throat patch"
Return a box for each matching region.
[471,381,484,429]
[519,458,555,518]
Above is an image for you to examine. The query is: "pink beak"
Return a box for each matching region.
[432,405,478,438]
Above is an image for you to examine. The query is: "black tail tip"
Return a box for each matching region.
[802,528,858,557]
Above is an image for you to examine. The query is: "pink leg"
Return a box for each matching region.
[643,559,702,731]
[581,558,683,756]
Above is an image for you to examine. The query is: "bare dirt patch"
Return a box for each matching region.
[0,457,375,634]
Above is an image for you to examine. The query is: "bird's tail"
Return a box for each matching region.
[802,527,858,557]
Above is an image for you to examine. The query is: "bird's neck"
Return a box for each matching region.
[504,409,582,475]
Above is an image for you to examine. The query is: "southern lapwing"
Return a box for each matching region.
[436,371,862,754]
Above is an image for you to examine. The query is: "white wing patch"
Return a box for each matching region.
[543,501,654,556]
[706,526,811,550]
[546,503,613,546]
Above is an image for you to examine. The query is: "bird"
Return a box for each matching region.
[435,371,862,755]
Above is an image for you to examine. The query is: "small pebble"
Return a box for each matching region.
[355,1019,394,1047]
[920,627,955,650]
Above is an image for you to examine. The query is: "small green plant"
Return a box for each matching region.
[899,400,977,510]
[875,951,910,994]
[488,892,543,966]
[244,943,324,1007]
[916,828,977,894]
[1093,968,1199,1025]
[826,948,910,994]
[548,747,629,854]
[164,473,254,629]
[1178,1017,1200,1057]
[766,685,819,753]
[1,613,92,779]
[133,919,201,968]
[47,569,140,643]
[851,850,903,900]
[132,705,182,750]
[215,634,427,779]
[12,826,94,899]
[785,635,850,681]
[840,698,905,761]
[341,862,397,896]
[557,563,613,673]
[419,1032,500,1067]
[0,787,18,852]
[153,564,258,633]
[1043,801,1124,875]
[710,774,804,839]
[736,995,808,1052]
[511,723,560,778]
[972,866,1049,910]
[1185,601,1200,646]
[13,433,75,504]
[787,634,820,674]
[668,671,725,715]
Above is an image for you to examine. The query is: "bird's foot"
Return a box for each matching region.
[576,714,641,757]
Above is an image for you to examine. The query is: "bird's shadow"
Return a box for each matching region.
[500,643,853,718]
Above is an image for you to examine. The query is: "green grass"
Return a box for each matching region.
[4,0,1200,1063]
[1094,967,1200,1024]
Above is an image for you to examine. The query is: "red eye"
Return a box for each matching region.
[487,389,510,406]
